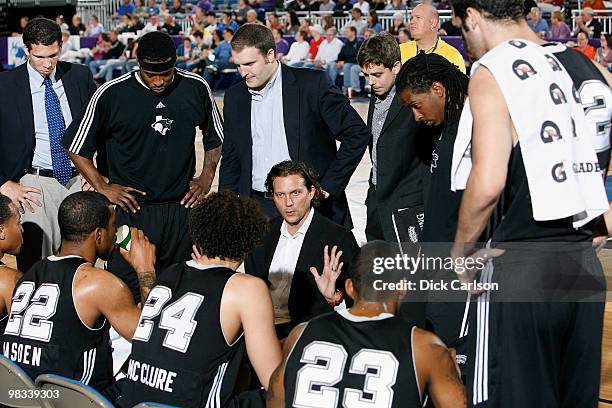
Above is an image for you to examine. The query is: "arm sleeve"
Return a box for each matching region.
[317,72,370,197]
[199,81,224,151]
[62,85,110,160]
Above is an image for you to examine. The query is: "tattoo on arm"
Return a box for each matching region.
[137,271,156,303]
[266,365,282,402]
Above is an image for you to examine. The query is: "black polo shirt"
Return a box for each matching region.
[63,69,223,203]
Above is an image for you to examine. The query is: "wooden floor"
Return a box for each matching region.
[1,97,611,405]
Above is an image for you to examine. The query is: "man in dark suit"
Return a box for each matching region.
[0,18,96,271]
[219,23,370,229]
[258,161,359,338]
[357,32,429,243]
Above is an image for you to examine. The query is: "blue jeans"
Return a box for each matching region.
[88,59,107,75]
[327,62,361,91]
[97,58,124,81]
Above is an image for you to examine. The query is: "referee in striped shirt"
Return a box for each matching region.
[62,31,223,302]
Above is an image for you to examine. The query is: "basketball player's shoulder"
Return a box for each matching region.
[73,262,130,293]
[0,264,22,290]
[176,68,214,94]
[225,271,268,294]
[411,326,447,353]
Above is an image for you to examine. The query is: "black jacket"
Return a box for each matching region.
[259,210,360,329]
[0,61,96,186]
[219,63,370,227]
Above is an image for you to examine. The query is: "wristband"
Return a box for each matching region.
[327,289,344,307]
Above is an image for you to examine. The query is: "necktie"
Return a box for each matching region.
[43,76,72,186]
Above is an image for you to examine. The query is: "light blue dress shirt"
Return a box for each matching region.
[250,62,291,191]
[28,62,73,170]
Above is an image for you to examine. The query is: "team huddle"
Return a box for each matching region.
[1,0,612,406]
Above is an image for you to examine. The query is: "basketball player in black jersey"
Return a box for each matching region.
[119,191,282,408]
[2,191,156,398]
[450,0,609,406]
[267,241,466,408]
[0,194,23,332]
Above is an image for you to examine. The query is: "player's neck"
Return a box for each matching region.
[193,255,242,271]
[348,301,397,317]
[484,20,545,51]
[58,242,96,264]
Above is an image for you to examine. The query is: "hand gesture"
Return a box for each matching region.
[309,245,344,301]
[119,227,156,273]
[99,183,146,213]
[181,177,211,208]
[0,180,42,214]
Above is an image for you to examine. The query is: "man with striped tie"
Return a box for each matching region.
[62,31,223,303]
[0,18,96,272]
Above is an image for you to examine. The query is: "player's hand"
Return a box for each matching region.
[0,180,42,214]
[310,245,344,301]
[592,235,608,252]
[452,247,505,295]
[99,183,146,213]
[191,244,202,261]
[181,177,211,208]
[321,189,330,199]
[119,227,156,273]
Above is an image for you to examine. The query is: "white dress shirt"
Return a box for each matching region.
[315,37,345,66]
[285,41,310,65]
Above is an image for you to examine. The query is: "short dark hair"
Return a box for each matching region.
[451,0,524,23]
[346,26,357,36]
[297,29,308,39]
[193,30,204,39]
[58,192,112,243]
[352,7,362,15]
[231,23,276,56]
[223,27,235,35]
[349,241,408,301]
[23,17,62,50]
[223,11,232,17]
[206,11,216,17]
[265,160,322,207]
[396,52,468,123]
[189,191,267,262]
[0,194,14,225]
[357,32,400,69]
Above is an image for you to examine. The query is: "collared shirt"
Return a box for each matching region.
[213,40,232,61]
[315,37,344,65]
[28,62,73,170]
[371,86,396,185]
[285,41,310,64]
[400,38,466,74]
[268,208,315,320]
[250,62,291,191]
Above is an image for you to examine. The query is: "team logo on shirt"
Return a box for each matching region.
[549,83,567,105]
[508,40,527,49]
[541,121,563,143]
[551,162,567,183]
[151,115,173,136]
[512,60,538,80]
[545,54,562,72]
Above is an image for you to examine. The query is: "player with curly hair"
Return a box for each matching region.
[0,194,24,333]
[120,191,281,408]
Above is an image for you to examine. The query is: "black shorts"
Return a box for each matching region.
[466,244,605,408]
[106,202,192,303]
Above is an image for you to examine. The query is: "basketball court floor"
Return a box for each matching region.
[1,97,610,406]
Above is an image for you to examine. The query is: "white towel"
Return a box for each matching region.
[451,39,608,228]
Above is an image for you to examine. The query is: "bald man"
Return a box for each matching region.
[400,3,466,74]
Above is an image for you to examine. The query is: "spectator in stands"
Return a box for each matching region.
[550,10,570,38]
[438,14,462,36]
[267,13,284,31]
[218,11,239,34]
[196,0,214,12]
[309,24,325,60]
[574,31,597,60]
[185,31,206,71]
[596,33,612,67]
[401,3,466,73]
[334,0,353,12]
[286,11,300,34]
[299,17,312,32]
[319,0,335,11]
[146,0,160,15]
[385,0,407,10]
[288,0,308,11]
[537,0,561,14]
[331,26,363,95]
[371,0,386,10]
[115,14,131,33]
[388,12,406,35]
[283,29,310,66]
[127,15,145,32]
[322,15,334,31]
[60,31,80,62]
[11,16,29,36]
[274,28,290,59]
[364,27,377,39]
[398,27,410,43]
[55,15,69,32]
[133,0,147,16]
[582,0,606,10]
[346,7,367,35]
[354,0,370,13]
[176,37,194,69]
[236,0,252,23]
[89,30,125,75]
[367,10,383,33]
[572,7,603,39]
[311,27,343,77]
[161,14,182,35]
[171,0,186,13]
[94,38,138,82]
[117,0,136,16]
[87,32,109,64]
[246,9,262,24]
[158,0,170,16]
[189,7,207,33]
[527,7,549,38]
[69,15,86,35]
[205,11,218,31]
[307,0,321,11]
[203,28,235,84]
[85,15,105,36]
[143,15,160,32]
